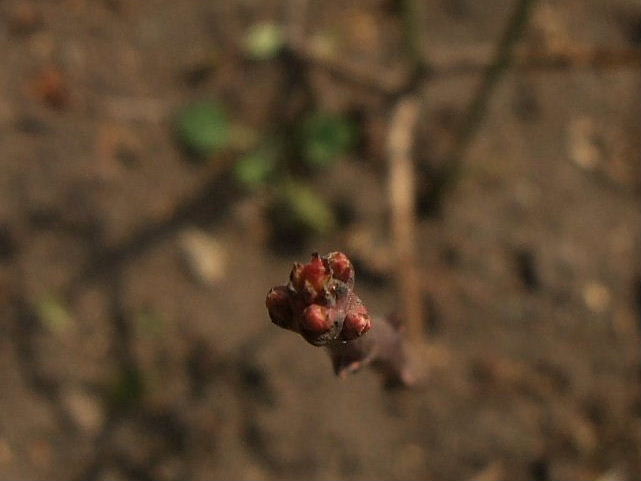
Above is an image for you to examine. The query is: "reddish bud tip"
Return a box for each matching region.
[295,253,330,294]
[341,311,371,340]
[289,262,304,289]
[327,251,354,284]
[301,304,333,334]
[266,286,293,329]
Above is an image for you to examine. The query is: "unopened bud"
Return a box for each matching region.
[327,251,354,285]
[269,251,371,347]
[300,253,329,292]
[266,286,293,329]
[289,262,304,289]
[341,311,371,340]
[301,304,333,334]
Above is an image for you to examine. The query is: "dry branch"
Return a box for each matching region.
[387,96,424,342]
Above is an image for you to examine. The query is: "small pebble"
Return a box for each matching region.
[583,282,610,313]
[179,229,226,285]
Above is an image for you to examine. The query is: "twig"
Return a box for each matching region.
[387,96,424,342]
[288,41,411,96]
[432,46,641,76]
[285,0,309,48]
[401,0,428,71]
[288,19,638,99]
[445,0,538,183]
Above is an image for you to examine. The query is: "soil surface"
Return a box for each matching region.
[1,0,640,480]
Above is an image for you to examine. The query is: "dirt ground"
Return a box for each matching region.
[1,0,641,480]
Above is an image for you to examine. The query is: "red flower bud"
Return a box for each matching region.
[327,251,354,285]
[266,286,293,329]
[270,252,372,346]
[341,311,371,340]
[289,262,303,288]
[267,251,411,386]
[299,253,329,292]
[301,304,333,334]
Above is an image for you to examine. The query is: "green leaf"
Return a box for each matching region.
[109,367,144,408]
[176,101,230,157]
[301,113,357,168]
[135,309,166,336]
[234,142,280,189]
[278,182,335,235]
[245,23,285,60]
[36,295,72,332]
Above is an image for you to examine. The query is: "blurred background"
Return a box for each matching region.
[1,0,641,479]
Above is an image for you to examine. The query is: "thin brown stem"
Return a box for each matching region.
[387,96,424,342]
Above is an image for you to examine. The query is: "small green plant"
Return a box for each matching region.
[174,95,359,251]
[36,295,72,333]
[301,112,357,168]
[176,101,230,157]
[265,181,337,253]
[108,367,144,409]
[275,181,336,236]
[233,141,280,190]
[244,23,285,60]
[135,309,166,337]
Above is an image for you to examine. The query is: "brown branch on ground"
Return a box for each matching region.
[446,0,538,181]
[288,41,412,96]
[289,38,640,99]
[432,46,641,76]
[266,252,414,388]
[387,96,424,342]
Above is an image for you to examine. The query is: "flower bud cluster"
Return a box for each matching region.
[266,252,371,346]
